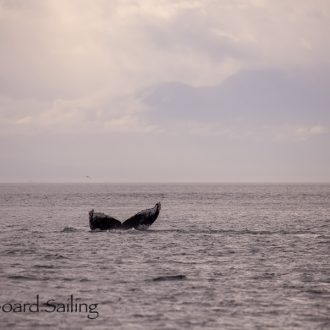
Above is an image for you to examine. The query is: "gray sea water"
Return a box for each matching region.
[0,183,329,330]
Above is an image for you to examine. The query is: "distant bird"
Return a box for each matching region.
[89,203,161,231]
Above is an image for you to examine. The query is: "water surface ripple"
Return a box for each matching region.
[0,183,329,329]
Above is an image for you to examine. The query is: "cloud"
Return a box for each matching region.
[294,125,328,140]
[141,68,330,130]
[1,0,330,181]
[0,92,153,134]
[1,0,329,102]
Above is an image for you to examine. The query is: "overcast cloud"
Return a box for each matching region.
[1,0,329,182]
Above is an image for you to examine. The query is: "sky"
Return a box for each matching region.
[0,0,329,182]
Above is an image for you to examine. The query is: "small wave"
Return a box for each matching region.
[89,228,145,235]
[85,227,320,236]
[61,226,79,233]
[252,272,276,280]
[146,228,318,236]
[42,253,69,260]
[33,264,55,269]
[305,288,326,295]
[150,275,187,282]
[7,274,40,281]
[1,249,17,255]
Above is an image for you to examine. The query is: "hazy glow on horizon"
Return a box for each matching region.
[0,0,329,182]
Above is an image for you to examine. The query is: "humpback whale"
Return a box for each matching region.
[89,210,122,230]
[89,203,161,231]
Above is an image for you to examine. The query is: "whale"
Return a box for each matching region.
[122,202,161,230]
[89,203,161,231]
[88,210,122,230]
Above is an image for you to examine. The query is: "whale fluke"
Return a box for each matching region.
[88,203,161,231]
[122,202,161,230]
[89,209,122,230]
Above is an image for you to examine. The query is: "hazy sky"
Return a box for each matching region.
[1,0,329,182]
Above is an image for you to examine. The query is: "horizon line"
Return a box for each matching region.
[0,181,329,185]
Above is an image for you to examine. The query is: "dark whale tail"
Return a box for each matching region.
[88,203,161,231]
[122,202,161,230]
[89,209,122,230]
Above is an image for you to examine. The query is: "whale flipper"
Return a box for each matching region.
[122,202,161,230]
[89,209,122,230]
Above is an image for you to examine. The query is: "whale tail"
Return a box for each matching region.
[122,202,161,230]
[89,209,122,230]
[89,203,161,231]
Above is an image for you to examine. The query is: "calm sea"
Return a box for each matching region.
[0,183,329,329]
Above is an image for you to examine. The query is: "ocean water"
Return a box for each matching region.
[0,183,329,330]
